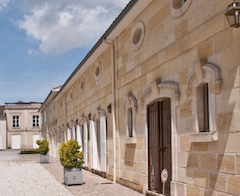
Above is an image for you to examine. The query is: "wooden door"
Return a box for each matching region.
[148,99,171,195]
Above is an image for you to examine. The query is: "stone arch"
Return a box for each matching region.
[141,80,180,112]
[186,61,222,142]
[141,79,180,191]
[186,62,222,99]
[123,93,138,142]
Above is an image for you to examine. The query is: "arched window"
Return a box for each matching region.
[186,61,222,142]
[123,93,137,143]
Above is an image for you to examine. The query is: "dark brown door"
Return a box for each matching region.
[148,99,171,195]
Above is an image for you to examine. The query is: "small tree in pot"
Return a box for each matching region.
[59,139,84,186]
[36,139,49,163]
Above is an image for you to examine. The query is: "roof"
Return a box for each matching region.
[5,102,42,110]
[39,84,62,112]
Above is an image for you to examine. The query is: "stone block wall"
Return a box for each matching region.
[44,0,240,195]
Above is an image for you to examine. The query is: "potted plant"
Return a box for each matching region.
[36,139,49,163]
[59,139,84,186]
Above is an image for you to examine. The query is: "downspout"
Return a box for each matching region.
[104,39,116,183]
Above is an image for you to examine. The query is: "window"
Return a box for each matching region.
[186,62,222,142]
[173,0,187,9]
[127,108,133,137]
[171,0,192,17]
[203,83,209,132]
[13,116,19,128]
[197,83,209,132]
[33,115,39,127]
[131,21,145,51]
[124,93,137,143]
[95,61,102,82]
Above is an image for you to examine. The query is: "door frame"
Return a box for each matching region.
[141,80,180,194]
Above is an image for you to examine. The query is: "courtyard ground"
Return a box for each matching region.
[0,150,143,196]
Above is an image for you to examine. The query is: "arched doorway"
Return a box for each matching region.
[148,98,172,195]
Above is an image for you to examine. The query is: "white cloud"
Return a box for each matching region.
[0,0,10,11]
[18,0,130,54]
[27,49,38,55]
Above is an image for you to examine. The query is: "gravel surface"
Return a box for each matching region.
[0,150,73,196]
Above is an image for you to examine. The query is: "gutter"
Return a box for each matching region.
[53,0,139,100]
[104,39,116,183]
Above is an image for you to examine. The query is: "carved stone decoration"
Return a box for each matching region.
[81,115,88,124]
[92,107,106,121]
[49,130,54,136]
[186,62,223,98]
[123,93,138,117]
[52,116,57,124]
[202,64,222,94]
[42,130,47,138]
[53,128,57,135]
[71,119,77,126]
[141,80,180,110]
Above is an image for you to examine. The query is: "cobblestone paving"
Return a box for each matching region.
[42,157,144,196]
[0,150,143,196]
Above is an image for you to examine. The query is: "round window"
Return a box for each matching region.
[70,88,73,100]
[131,22,145,51]
[133,28,142,45]
[95,66,100,78]
[80,77,85,93]
[171,0,191,17]
[95,61,102,81]
[173,0,187,9]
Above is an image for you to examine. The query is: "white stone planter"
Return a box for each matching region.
[64,168,83,186]
[40,154,49,163]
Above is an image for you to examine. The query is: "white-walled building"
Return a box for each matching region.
[5,102,42,149]
[0,106,6,149]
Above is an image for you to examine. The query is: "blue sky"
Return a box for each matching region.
[0,0,130,105]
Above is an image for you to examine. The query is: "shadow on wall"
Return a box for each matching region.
[124,143,136,167]
[186,103,235,195]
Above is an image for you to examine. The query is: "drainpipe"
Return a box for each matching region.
[104,39,116,183]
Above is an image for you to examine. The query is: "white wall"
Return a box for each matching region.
[0,117,7,149]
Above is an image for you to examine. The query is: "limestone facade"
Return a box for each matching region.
[41,0,240,195]
[39,85,62,158]
[5,102,42,149]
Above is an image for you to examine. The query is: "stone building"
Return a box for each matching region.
[5,102,42,149]
[0,106,6,149]
[39,85,62,158]
[41,0,240,195]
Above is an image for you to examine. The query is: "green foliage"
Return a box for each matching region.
[35,139,49,155]
[59,139,84,169]
[20,149,39,154]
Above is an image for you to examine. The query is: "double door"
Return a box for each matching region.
[148,99,172,195]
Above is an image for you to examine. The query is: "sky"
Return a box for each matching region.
[0,0,130,105]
